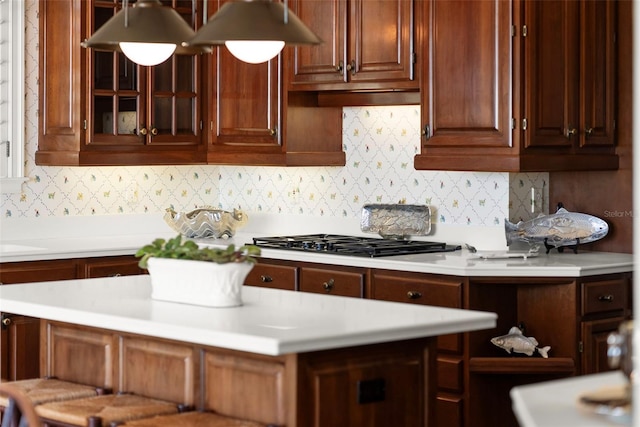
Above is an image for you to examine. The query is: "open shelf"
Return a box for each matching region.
[469,357,576,375]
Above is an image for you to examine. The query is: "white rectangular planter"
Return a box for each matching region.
[146,257,254,308]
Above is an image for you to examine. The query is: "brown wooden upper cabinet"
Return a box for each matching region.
[36,0,345,167]
[286,0,418,92]
[205,0,345,166]
[415,0,618,172]
[36,0,208,166]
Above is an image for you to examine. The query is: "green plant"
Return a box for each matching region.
[136,235,261,269]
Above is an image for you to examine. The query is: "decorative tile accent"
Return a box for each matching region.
[0,0,549,227]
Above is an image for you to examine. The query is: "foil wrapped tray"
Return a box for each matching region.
[360,204,431,239]
[164,207,248,239]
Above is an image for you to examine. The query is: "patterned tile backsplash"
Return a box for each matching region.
[0,0,549,226]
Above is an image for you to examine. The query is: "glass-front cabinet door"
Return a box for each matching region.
[88,0,202,151]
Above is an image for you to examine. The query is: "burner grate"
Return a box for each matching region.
[251,234,460,257]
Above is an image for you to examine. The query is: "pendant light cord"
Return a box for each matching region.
[124,0,129,28]
[284,0,288,24]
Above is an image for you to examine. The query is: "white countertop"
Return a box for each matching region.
[0,213,633,277]
[510,371,632,427]
[0,275,496,356]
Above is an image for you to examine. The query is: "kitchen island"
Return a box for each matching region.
[0,275,496,427]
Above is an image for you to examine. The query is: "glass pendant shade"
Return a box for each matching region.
[82,0,205,66]
[224,40,286,64]
[120,42,176,66]
[187,1,321,64]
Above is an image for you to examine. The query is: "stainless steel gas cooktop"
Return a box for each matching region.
[251,234,461,258]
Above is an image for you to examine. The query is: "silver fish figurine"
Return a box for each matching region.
[491,326,550,358]
[505,207,608,249]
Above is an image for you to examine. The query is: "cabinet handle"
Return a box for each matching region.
[108,273,122,277]
[260,275,273,283]
[585,127,594,137]
[407,291,422,300]
[139,127,148,136]
[565,127,578,139]
[323,278,335,292]
[150,127,158,136]
[598,294,614,302]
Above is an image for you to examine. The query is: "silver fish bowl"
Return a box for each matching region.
[164,207,248,239]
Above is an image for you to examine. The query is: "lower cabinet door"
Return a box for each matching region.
[0,314,40,381]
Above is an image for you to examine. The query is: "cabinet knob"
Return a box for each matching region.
[139,127,148,136]
[269,128,277,137]
[346,60,356,75]
[2,316,12,327]
[585,127,594,137]
[336,61,344,74]
[565,127,578,138]
[407,291,422,300]
[598,294,614,302]
[422,125,431,140]
[150,127,158,136]
[323,278,335,292]
[260,275,273,283]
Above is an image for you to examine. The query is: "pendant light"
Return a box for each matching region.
[187,0,321,64]
[82,0,207,66]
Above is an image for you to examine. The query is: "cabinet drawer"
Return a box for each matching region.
[299,267,364,297]
[370,273,463,308]
[0,259,79,284]
[245,262,297,290]
[371,273,463,353]
[581,278,627,315]
[435,394,462,427]
[83,256,143,278]
[437,356,463,393]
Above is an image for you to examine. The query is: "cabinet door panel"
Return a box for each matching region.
[0,314,40,381]
[524,0,577,149]
[37,0,84,154]
[421,0,511,148]
[579,0,616,148]
[43,322,116,389]
[203,351,286,425]
[120,336,197,405]
[288,0,416,91]
[289,0,347,86]
[208,0,281,152]
[581,316,625,375]
[298,343,426,427]
[350,0,414,84]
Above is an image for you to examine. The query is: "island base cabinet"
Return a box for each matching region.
[293,341,434,427]
[41,320,437,427]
